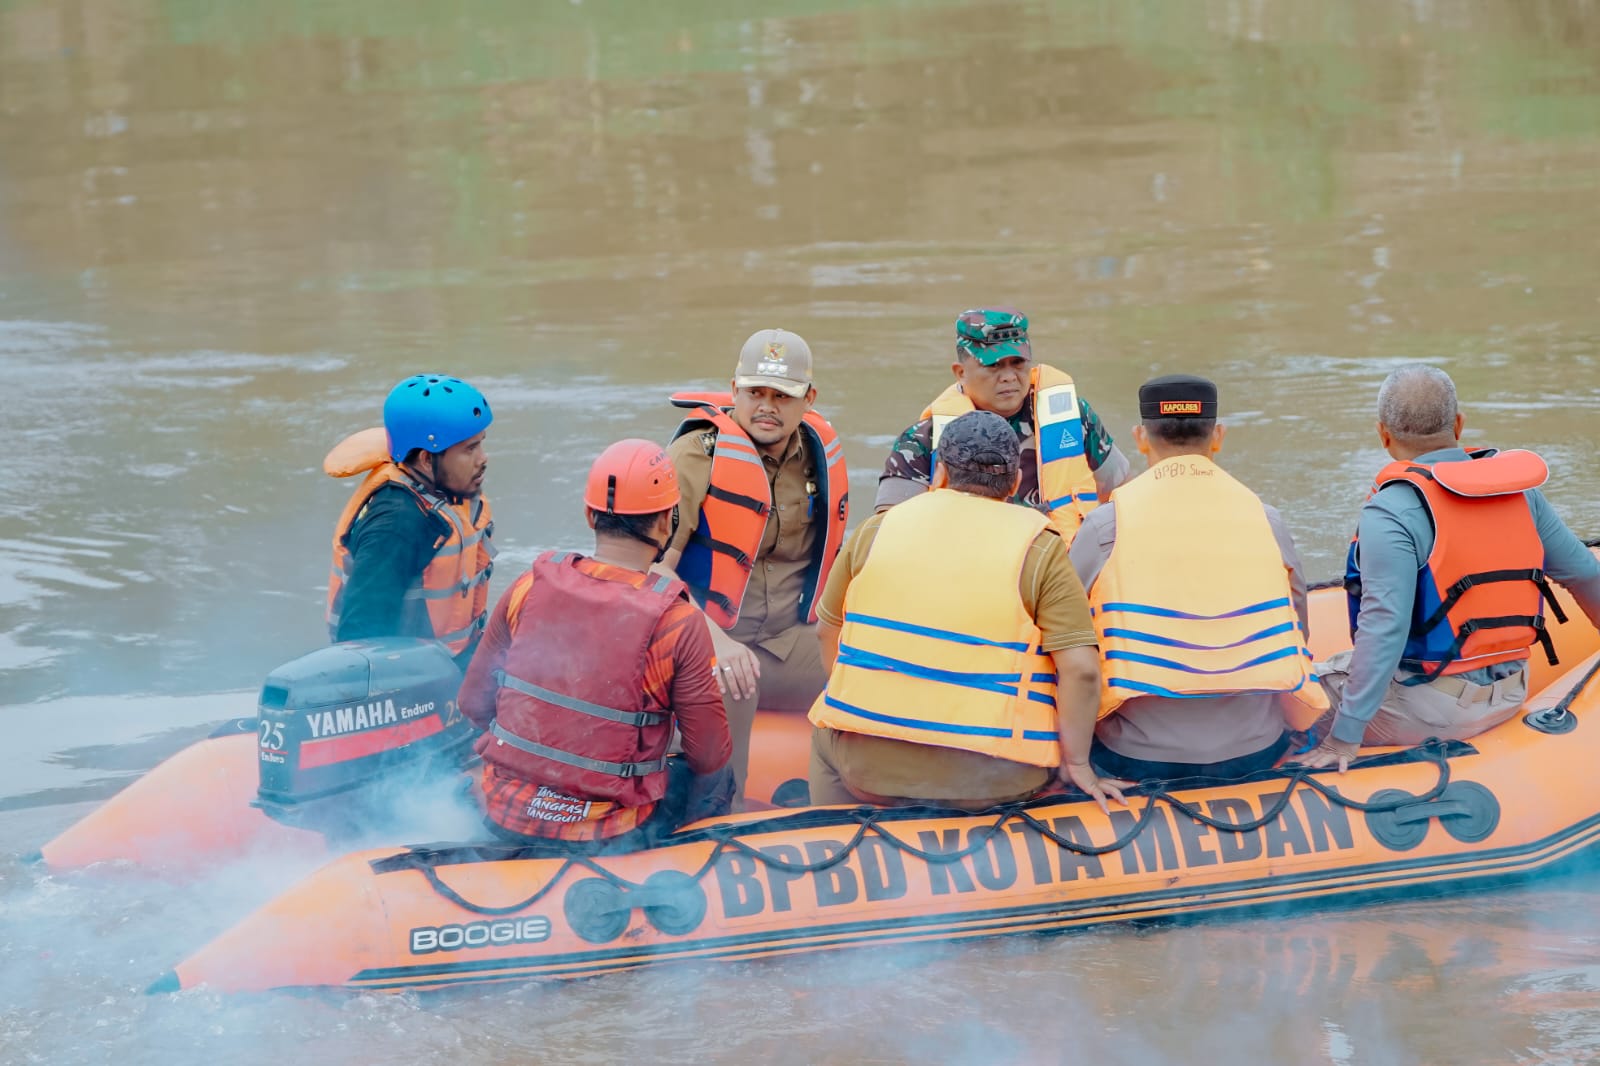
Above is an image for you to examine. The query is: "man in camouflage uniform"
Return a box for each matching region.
[876,308,1131,536]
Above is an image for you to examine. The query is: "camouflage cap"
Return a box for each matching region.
[955,307,1031,366]
[938,410,1020,473]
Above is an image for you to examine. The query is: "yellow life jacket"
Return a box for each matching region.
[808,489,1062,768]
[1087,454,1326,728]
[324,427,496,656]
[923,363,1100,544]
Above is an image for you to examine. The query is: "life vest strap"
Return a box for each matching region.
[844,611,1043,654]
[1096,596,1293,623]
[490,722,668,778]
[492,671,666,727]
[1401,613,1555,682]
[1104,644,1310,677]
[821,694,1057,742]
[836,643,1037,700]
[688,530,753,570]
[704,482,770,517]
[1417,567,1564,633]
[1101,620,1299,652]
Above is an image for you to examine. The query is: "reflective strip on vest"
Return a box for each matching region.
[490,722,668,779]
[809,489,1062,768]
[1088,454,1326,728]
[493,670,665,727]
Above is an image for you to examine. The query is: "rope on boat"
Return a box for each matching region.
[395,739,1460,917]
[395,539,1600,914]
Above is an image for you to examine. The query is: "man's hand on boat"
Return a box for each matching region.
[1060,760,1131,815]
[709,624,760,701]
[1296,736,1360,773]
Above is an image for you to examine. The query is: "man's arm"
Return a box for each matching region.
[1328,497,1420,745]
[1529,490,1600,629]
[334,489,441,642]
[1051,644,1122,812]
[664,607,732,775]
[1029,530,1123,810]
[874,420,933,513]
[812,517,874,670]
[818,619,842,672]
[1076,396,1133,501]
[457,580,523,730]
[1067,504,1116,592]
[658,433,715,570]
[1263,503,1311,635]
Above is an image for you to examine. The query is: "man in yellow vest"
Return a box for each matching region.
[1069,374,1326,783]
[875,307,1131,544]
[809,410,1125,813]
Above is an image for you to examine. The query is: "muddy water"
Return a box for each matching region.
[3,0,1600,1061]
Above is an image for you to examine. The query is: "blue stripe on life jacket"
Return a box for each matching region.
[1097,597,1292,622]
[837,644,1025,698]
[844,612,1033,652]
[1107,673,1311,699]
[822,694,1012,738]
[1101,620,1298,652]
[1104,645,1306,676]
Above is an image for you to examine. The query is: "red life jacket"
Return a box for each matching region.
[668,392,848,628]
[475,551,686,808]
[1345,448,1565,680]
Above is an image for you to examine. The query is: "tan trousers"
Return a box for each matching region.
[808,726,1050,811]
[724,626,828,801]
[1317,649,1527,745]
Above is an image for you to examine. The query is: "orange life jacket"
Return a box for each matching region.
[325,427,496,656]
[1344,448,1564,680]
[668,393,848,629]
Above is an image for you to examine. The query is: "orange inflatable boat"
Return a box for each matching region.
[34,570,1600,876]
[154,650,1600,993]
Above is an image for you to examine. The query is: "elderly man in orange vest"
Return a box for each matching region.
[1302,364,1600,771]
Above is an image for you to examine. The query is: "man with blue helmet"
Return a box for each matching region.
[324,374,496,665]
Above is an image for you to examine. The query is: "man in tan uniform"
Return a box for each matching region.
[660,329,849,803]
[808,411,1120,813]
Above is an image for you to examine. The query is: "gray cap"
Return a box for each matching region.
[734,329,813,398]
[938,410,1020,473]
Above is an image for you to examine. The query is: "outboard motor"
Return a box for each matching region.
[254,638,478,838]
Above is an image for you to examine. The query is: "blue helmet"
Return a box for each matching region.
[382,374,493,463]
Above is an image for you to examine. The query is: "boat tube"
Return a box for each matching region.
[34,571,1600,875]
[154,651,1600,993]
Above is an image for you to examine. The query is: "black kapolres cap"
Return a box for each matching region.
[938,410,1020,473]
[1139,373,1219,419]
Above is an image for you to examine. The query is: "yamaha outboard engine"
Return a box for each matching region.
[254,638,478,839]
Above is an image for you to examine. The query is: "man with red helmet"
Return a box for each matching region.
[459,440,734,848]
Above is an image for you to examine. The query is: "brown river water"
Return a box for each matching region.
[3,0,1600,1062]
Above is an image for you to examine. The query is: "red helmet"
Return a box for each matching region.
[584,439,680,515]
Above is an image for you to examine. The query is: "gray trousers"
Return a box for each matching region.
[1317,649,1527,745]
